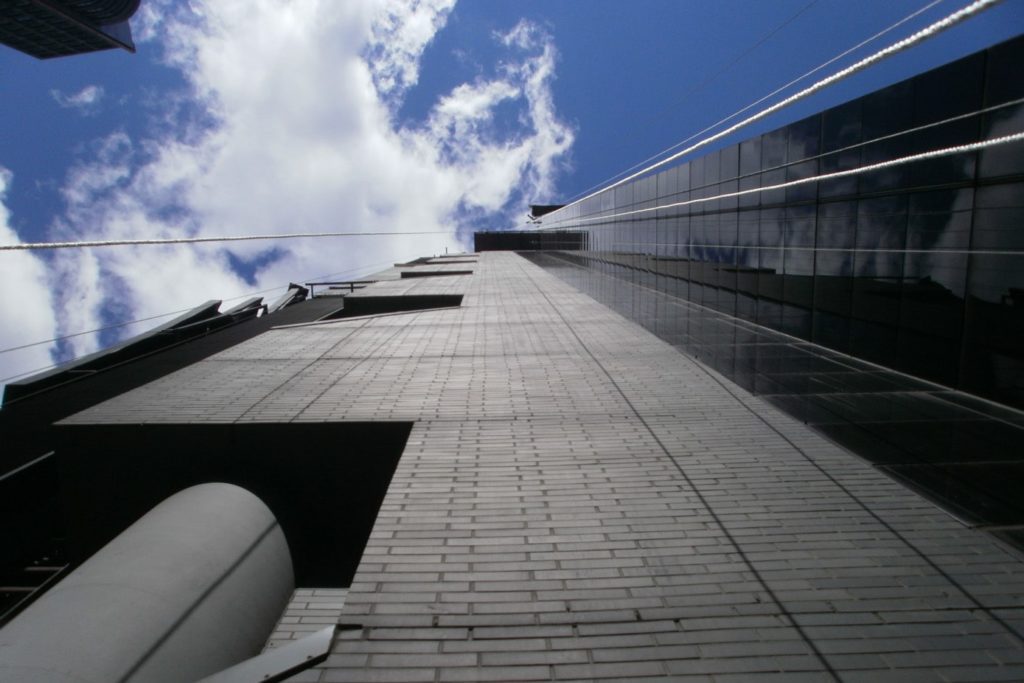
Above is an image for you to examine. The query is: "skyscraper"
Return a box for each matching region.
[2,33,1024,683]
[0,0,140,59]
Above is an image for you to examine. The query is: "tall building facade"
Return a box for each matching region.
[522,34,1024,550]
[2,34,1024,683]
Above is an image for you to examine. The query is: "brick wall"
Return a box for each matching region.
[66,252,1024,681]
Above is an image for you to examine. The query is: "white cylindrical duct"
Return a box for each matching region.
[0,483,294,683]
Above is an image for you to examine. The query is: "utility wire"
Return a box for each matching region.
[0,362,62,385]
[582,0,823,188]
[0,1,996,369]
[549,94,1024,224]
[0,308,196,356]
[0,230,451,252]
[10,108,1009,358]
[0,257,398,363]
[565,0,947,205]
[559,0,1001,214]
[546,131,1024,225]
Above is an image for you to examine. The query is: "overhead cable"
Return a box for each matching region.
[0,230,451,252]
[564,0,946,205]
[0,258,398,356]
[0,362,61,385]
[559,0,1002,213]
[0,308,196,356]
[579,0,823,192]
[545,131,1024,225]
[562,95,1024,213]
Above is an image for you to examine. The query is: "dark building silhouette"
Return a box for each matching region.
[0,0,140,59]
[3,34,1024,683]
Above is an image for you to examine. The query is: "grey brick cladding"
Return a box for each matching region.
[63,252,1024,681]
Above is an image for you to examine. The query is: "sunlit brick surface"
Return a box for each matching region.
[66,252,1024,681]
[266,589,350,651]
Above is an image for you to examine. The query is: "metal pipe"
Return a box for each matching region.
[0,483,294,682]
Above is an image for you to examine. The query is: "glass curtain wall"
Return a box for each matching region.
[533,36,1024,412]
[525,36,1024,538]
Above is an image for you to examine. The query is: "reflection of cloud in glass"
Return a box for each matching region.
[906,184,972,300]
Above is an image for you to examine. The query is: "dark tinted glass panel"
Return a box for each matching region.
[759,244,784,327]
[736,211,759,314]
[700,153,724,211]
[759,207,783,249]
[719,144,740,211]
[907,188,972,253]
[761,130,787,205]
[899,192,968,384]
[639,174,657,207]
[528,38,1024,550]
[857,195,907,251]
[704,198,721,250]
[786,116,820,201]
[979,103,1024,178]
[961,253,1024,408]
[820,148,860,199]
[740,137,761,174]
[814,248,853,353]
[720,212,738,249]
[784,250,815,330]
[657,166,677,201]
[675,215,690,260]
[738,138,762,209]
[813,201,855,350]
[822,99,861,152]
[820,99,861,198]
[973,183,1024,250]
[914,52,984,126]
[907,55,983,184]
[852,198,904,366]
[677,162,691,193]
[782,247,814,339]
[614,183,631,210]
[908,126,977,185]
[788,114,821,160]
[860,81,912,193]
[704,149,721,184]
[862,80,914,138]
[983,34,1024,106]
[690,155,704,197]
[655,213,672,258]
[639,218,656,255]
[690,214,707,253]
[785,204,815,249]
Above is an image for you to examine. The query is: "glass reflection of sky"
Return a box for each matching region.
[527,35,1024,554]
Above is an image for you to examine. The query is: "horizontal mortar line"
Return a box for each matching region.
[682,356,1024,646]
[234,316,378,420]
[516,255,843,679]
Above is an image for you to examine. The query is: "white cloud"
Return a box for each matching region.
[0,169,59,391]
[20,0,573,373]
[367,0,456,102]
[131,0,169,44]
[51,85,105,115]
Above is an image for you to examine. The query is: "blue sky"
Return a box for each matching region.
[0,0,1021,387]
